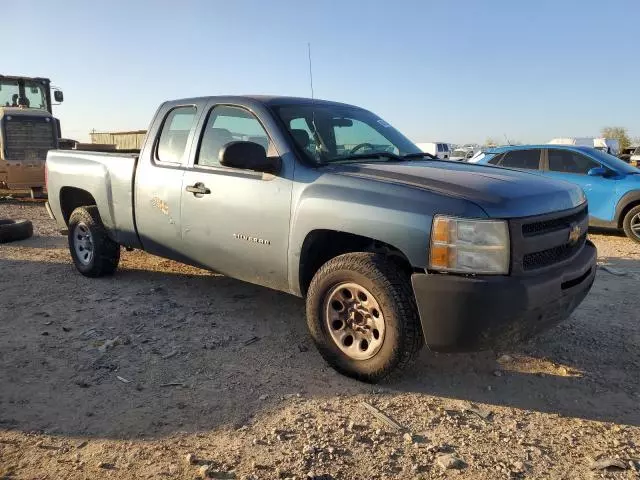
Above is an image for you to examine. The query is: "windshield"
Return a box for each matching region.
[451,149,468,157]
[0,79,48,110]
[588,148,640,174]
[274,104,422,164]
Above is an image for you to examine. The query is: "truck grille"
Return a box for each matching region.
[3,117,56,161]
[523,233,587,270]
[522,207,588,237]
[510,205,589,274]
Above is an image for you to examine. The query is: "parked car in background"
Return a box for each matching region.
[618,146,637,163]
[415,142,450,159]
[450,147,479,162]
[470,145,640,242]
[449,149,469,161]
[45,95,596,381]
[630,146,640,168]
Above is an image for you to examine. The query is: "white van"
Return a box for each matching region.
[548,137,619,156]
[415,142,450,159]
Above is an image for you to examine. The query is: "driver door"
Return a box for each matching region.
[179,103,293,292]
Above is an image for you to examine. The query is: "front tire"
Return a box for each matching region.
[622,205,640,244]
[68,206,120,277]
[306,253,423,383]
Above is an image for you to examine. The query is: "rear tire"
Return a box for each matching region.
[622,205,640,244]
[306,252,423,383]
[68,206,120,277]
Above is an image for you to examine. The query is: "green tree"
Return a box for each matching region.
[601,127,631,151]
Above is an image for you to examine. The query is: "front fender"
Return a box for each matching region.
[287,172,487,295]
[615,189,640,227]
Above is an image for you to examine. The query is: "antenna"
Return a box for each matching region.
[503,133,511,146]
[307,42,315,99]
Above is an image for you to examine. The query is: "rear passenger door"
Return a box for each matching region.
[134,103,203,261]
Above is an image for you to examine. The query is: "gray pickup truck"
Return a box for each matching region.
[46,96,596,382]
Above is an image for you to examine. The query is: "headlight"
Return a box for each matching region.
[429,215,510,274]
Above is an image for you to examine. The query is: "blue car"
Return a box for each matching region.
[470,145,640,242]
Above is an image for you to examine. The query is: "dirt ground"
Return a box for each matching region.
[1,201,639,480]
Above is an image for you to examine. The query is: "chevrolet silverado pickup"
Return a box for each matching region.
[45,96,597,382]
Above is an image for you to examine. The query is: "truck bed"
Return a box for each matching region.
[46,149,141,247]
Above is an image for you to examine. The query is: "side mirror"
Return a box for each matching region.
[219,141,280,174]
[587,166,607,177]
[53,90,64,103]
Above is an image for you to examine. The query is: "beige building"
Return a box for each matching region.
[90,130,147,150]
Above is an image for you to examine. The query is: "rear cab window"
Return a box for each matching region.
[156,106,198,164]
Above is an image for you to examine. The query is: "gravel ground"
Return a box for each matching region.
[1,201,639,480]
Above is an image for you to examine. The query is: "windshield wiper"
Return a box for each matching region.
[318,151,439,166]
[330,152,405,163]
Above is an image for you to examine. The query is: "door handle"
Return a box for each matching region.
[185,183,211,195]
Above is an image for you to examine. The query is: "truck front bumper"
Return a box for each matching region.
[411,240,597,352]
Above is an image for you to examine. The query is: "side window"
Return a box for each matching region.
[197,105,271,167]
[487,153,504,165]
[156,106,197,164]
[548,149,599,174]
[498,150,541,169]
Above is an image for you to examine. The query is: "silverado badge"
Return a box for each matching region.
[568,224,582,244]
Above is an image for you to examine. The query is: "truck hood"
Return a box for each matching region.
[327,161,586,218]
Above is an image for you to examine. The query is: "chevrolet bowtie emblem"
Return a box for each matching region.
[568,224,582,244]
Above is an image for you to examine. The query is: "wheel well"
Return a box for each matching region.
[60,187,96,225]
[618,201,640,228]
[299,230,413,295]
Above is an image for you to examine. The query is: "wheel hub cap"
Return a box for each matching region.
[324,282,385,360]
[631,213,640,236]
[73,222,94,266]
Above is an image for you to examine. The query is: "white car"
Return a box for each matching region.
[450,148,479,162]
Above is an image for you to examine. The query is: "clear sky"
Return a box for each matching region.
[5,0,639,144]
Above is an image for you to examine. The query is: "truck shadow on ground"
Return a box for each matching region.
[9,235,68,249]
[0,254,638,441]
